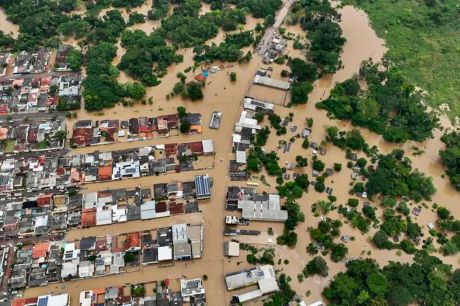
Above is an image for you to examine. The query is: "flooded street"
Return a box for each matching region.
[18,2,460,305]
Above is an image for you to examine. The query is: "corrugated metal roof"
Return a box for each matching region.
[195,175,211,198]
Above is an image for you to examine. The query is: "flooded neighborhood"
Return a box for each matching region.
[0,0,459,305]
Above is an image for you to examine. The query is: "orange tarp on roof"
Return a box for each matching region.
[93,287,106,295]
[32,241,50,258]
[190,125,202,134]
[125,232,140,250]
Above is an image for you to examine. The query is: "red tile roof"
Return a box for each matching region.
[37,194,52,206]
[32,241,50,258]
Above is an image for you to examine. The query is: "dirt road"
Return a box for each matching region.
[257,0,296,56]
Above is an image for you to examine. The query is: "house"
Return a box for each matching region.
[172,223,192,260]
[237,192,288,222]
[195,175,212,200]
[228,265,280,304]
[253,75,290,90]
[224,241,240,257]
[0,53,10,77]
[180,278,206,303]
[243,97,274,113]
[125,232,141,251]
[55,45,72,71]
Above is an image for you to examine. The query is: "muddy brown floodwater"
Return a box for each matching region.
[21,4,460,306]
[0,8,19,39]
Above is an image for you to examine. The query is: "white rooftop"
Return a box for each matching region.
[253,75,290,90]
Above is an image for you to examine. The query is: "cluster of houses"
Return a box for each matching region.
[0,116,66,154]
[71,113,202,147]
[11,293,70,306]
[262,36,287,64]
[228,97,275,181]
[7,48,51,76]
[0,73,81,114]
[0,176,211,239]
[9,223,204,289]
[0,139,214,193]
[1,46,78,76]
[13,276,207,306]
[0,46,81,114]
[79,277,206,306]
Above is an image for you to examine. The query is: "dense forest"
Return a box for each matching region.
[324,252,460,306]
[342,0,460,119]
[317,60,438,143]
[439,132,460,191]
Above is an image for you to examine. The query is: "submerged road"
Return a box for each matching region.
[258,0,297,56]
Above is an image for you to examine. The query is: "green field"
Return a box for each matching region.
[343,0,460,118]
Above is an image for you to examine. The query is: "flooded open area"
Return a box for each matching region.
[0,1,458,305]
[0,8,19,38]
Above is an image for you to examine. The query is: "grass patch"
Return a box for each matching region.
[4,140,15,153]
[342,0,460,118]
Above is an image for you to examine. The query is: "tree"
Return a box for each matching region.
[366,151,436,202]
[367,272,388,296]
[54,130,67,141]
[290,81,313,105]
[387,286,412,306]
[333,163,342,172]
[277,231,297,247]
[172,82,185,95]
[289,58,317,82]
[356,158,367,168]
[347,198,359,207]
[353,183,365,193]
[315,177,325,193]
[254,112,265,122]
[330,243,348,262]
[399,239,416,254]
[362,205,376,220]
[437,207,451,220]
[125,82,146,100]
[440,132,460,190]
[295,155,308,167]
[381,197,397,208]
[67,48,82,71]
[186,82,203,101]
[294,174,310,190]
[124,252,135,262]
[180,121,191,134]
[177,106,187,118]
[312,159,325,172]
[303,256,329,277]
[230,72,237,82]
[318,62,438,143]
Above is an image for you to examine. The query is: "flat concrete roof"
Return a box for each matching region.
[253,75,290,90]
